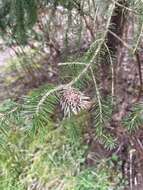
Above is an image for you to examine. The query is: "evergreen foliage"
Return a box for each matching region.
[122,103,143,132]
[0,98,125,190]
[0,0,37,44]
[93,98,117,150]
[1,0,143,189]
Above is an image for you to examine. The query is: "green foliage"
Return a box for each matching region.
[0,0,79,43]
[6,50,41,75]
[0,0,37,43]
[75,168,111,190]
[0,99,22,140]
[1,1,143,189]
[122,103,143,132]
[0,98,124,190]
[75,164,124,190]
[93,97,117,150]
[23,84,59,134]
[59,63,92,90]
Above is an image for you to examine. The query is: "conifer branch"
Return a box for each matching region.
[36,2,115,115]
[104,43,115,103]
[90,66,103,122]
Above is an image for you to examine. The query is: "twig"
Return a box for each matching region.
[137,139,143,151]
[0,107,18,118]
[129,149,136,190]
[112,0,138,14]
[104,43,115,104]
[108,30,131,51]
[90,66,103,122]
[58,62,86,66]
[114,142,123,155]
[135,52,142,101]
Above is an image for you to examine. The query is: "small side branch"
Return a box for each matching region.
[36,3,116,115]
[135,52,142,101]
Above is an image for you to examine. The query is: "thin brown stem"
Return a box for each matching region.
[135,52,142,101]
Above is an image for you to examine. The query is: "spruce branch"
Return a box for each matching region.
[90,66,103,122]
[93,97,117,150]
[122,103,143,132]
[36,39,101,115]
[36,2,116,115]
[104,42,115,104]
